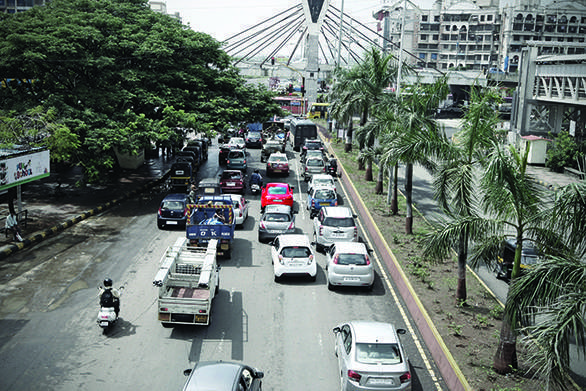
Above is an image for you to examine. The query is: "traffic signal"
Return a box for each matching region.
[271,57,275,66]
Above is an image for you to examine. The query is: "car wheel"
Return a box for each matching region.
[328,281,335,291]
[274,275,280,282]
[157,222,164,229]
[309,275,316,282]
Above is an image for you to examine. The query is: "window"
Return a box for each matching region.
[433,34,439,40]
[481,15,485,22]
[420,34,428,40]
[431,53,438,60]
[419,53,426,59]
[421,15,428,21]
[487,15,493,21]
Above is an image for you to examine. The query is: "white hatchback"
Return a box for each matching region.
[229,194,249,228]
[308,173,336,193]
[325,242,374,290]
[271,234,317,282]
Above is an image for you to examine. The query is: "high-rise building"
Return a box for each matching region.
[0,0,47,14]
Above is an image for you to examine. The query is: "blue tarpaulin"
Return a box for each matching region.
[247,122,262,131]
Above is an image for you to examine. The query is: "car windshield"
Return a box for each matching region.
[355,343,402,365]
[264,213,291,222]
[307,159,324,167]
[306,142,321,149]
[269,156,287,163]
[268,187,287,195]
[222,172,242,180]
[323,217,354,227]
[281,246,311,258]
[162,201,184,209]
[336,253,367,265]
[228,151,244,158]
[314,189,335,199]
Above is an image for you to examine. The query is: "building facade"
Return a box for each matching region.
[0,0,46,14]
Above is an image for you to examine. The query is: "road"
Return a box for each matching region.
[0,140,448,390]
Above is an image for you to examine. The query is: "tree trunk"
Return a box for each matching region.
[456,231,468,305]
[358,158,365,170]
[344,120,353,153]
[375,165,384,194]
[493,296,518,374]
[405,163,413,234]
[391,164,399,215]
[365,162,373,181]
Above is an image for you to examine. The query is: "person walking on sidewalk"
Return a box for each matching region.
[5,211,23,242]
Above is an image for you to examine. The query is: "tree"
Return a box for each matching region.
[0,0,280,182]
[545,130,584,172]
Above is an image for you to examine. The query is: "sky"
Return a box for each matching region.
[162,0,436,42]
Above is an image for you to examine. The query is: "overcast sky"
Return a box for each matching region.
[163,0,436,42]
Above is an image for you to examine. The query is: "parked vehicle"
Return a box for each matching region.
[226,149,247,172]
[266,152,290,176]
[219,170,246,194]
[271,234,317,282]
[261,182,295,211]
[260,140,283,162]
[152,237,219,327]
[245,131,263,148]
[258,204,296,242]
[307,186,337,218]
[182,361,264,391]
[333,321,411,391]
[186,195,235,259]
[289,118,318,151]
[229,194,249,228]
[313,206,358,252]
[325,242,374,290]
[169,161,193,193]
[157,193,189,229]
[303,156,326,181]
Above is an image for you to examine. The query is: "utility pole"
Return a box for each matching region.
[336,0,345,67]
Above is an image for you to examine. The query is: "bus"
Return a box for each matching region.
[307,102,330,120]
[289,118,318,151]
[273,96,308,117]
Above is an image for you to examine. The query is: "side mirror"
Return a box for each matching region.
[352,214,357,218]
[183,369,193,376]
[397,328,407,335]
[332,326,340,333]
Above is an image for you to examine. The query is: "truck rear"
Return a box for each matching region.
[153,238,219,327]
[185,196,235,259]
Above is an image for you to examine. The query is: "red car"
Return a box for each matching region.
[266,152,290,177]
[219,170,245,194]
[261,182,295,211]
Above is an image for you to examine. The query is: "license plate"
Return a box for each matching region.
[167,221,178,225]
[267,230,281,234]
[344,277,360,282]
[368,378,394,386]
[273,169,281,173]
[274,199,282,202]
[331,233,344,238]
[320,202,330,206]
[100,321,109,327]
[227,182,236,186]
[288,263,304,267]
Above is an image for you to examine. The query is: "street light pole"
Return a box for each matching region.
[336,0,345,67]
[396,0,406,97]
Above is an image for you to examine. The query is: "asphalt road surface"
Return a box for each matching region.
[0,139,448,390]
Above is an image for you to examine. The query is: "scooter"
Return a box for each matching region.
[250,182,261,195]
[97,287,122,333]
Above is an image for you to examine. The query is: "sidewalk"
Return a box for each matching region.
[0,153,174,259]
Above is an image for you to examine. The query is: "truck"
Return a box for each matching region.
[186,195,235,259]
[153,237,219,327]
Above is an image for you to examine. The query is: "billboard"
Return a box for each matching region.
[0,149,50,191]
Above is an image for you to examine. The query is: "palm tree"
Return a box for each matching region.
[423,86,502,303]
[329,66,362,153]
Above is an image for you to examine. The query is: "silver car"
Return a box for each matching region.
[303,156,326,181]
[313,206,358,252]
[258,204,296,242]
[333,321,411,391]
[325,242,374,290]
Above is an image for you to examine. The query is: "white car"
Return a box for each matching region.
[229,194,249,228]
[308,173,336,193]
[325,242,374,290]
[313,206,358,252]
[270,234,317,282]
[228,137,246,150]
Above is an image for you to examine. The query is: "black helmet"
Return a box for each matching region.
[103,278,113,287]
[254,169,260,174]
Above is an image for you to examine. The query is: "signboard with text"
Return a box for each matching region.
[0,150,50,191]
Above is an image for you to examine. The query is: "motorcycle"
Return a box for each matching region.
[250,182,261,195]
[97,286,123,333]
[326,162,339,178]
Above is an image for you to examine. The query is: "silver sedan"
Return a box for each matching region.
[333,321,412,391]
[325,242,374,290]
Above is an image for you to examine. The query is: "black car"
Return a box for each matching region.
[245,131,263,148]
[219,144,232,165]
[157,193,189,229]
[182,361,263,391]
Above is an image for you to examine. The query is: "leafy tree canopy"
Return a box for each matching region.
[0,0,282,182]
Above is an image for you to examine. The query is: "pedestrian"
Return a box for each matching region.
[5,211,23,242]
[188,184,198,203]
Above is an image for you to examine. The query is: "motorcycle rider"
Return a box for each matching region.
[99,278,121,318]
[250,169,263,188]
[327,155,338,176]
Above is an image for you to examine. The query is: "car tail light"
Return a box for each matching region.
[160,307,168,312]
[307,254,314,265]
[305,166,308,172]
[260,221,266,229]
[198,309,207,314]
[278,254,284,265]
[322,166,325,172]
[353,227,358,239]
[243,159,247,164]
[334,200,338,206]
[287,222,294,230]
[347,370,361,382]
[311,199,315,208]
[239,210,242,217]
[157,208,162,216]
[365,254,370,265]
[319,226,323,235]
[333,254,339,264]
[400,372,411,383]
[226,159,230,164]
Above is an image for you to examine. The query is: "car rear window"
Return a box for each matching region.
[268,187,287,195]
[336,253,367,265]
[314,179,333,187]
[281,246,312,258]
[314,189,335,199]
[355,343,402,365]
[228,151,244,158]
[222,172,241,179]
[307,159,324,167]
[269,156,287,163]
[162,201,184,210]
[264,213,291,222]
[323,217,355,227]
